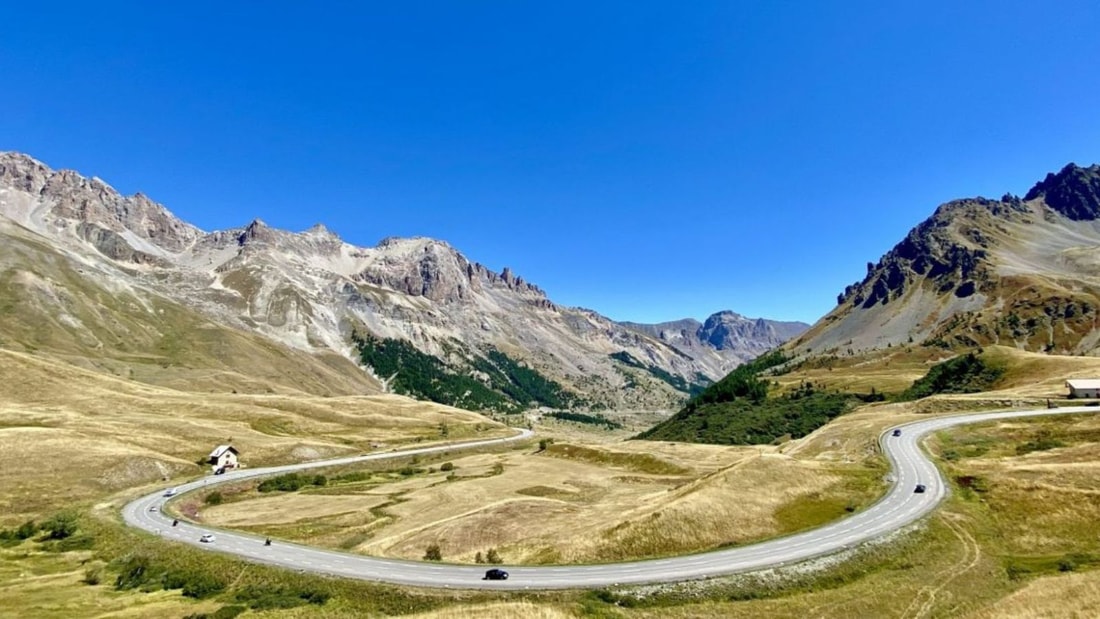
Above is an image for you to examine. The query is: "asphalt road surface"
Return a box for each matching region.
[122,406,1097,589]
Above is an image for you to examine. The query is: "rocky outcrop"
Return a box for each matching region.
[0,153,202,255]
[796,161,1100,356]
[1024,163,1100,221]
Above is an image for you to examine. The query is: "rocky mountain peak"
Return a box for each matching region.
[0,151,202,254]
[797,161,1100,357]
[305,222,337,237]
[0,152,50,192]
[1024,162,1100,221]
[699,311,774,350]
[621,312,808,371]
[1,151,813,410]
[238,218,276,245]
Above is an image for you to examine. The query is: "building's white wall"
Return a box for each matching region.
[216,452,239,468]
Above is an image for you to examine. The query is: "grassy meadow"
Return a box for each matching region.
[1,343,1099,617]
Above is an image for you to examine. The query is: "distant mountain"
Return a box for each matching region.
[621,312,809,375]
[0,152,803,410]
[794,162,1100,356]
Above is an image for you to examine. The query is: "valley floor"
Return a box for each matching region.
[2,345,1100,617]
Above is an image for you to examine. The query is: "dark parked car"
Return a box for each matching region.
[483,568,509,580]
[914,484,927,493]
[892,429,902,437]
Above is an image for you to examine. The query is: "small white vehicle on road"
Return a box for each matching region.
[199,533,216,543]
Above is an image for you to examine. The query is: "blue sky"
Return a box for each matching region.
[3,2,1099,324]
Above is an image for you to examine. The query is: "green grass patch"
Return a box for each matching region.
[542,444,690,475]
[773,467,885,532]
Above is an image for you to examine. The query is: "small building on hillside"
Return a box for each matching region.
[208,445,239,471]
[1066,379,1100,399]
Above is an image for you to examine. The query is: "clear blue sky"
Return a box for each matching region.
[3,2,1099,324]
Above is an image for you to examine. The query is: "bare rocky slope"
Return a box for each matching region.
[0,152,804,409]
[793,162,1100,357]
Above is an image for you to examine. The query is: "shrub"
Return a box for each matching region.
[1016,431,1066,455]
[204,492,224,506]
[41,512,78,540]
[234,584,330,610]
[256,474,310,494]
[486,548,502,564]
[15,520,38,540]
[52,534,96,552]
[424,544,442,561]
[440,462,455,472]
[82,567,102,585]
[164,569,226,599]
[114,554,159,591]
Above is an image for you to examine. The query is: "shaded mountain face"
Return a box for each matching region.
[795,163,1100,356]
[0,152,801,409]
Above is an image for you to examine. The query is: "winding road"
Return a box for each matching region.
[122,406,1096,589]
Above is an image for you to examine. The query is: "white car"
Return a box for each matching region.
[148,506,158,512]
[199,533,215,543]
[163,488,178,497]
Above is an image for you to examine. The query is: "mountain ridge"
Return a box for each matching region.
[0,151,805,409]
[794,161,1100,357]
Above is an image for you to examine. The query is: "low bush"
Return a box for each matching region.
[233,583,330,609]
[113,553,228,599]
[257,473,328,492]
[40,511,78,540]
[424,544,442,561]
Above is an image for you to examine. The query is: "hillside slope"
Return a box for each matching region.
[794,163,1100,356]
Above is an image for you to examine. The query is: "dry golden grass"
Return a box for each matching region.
[402,601,576,619]
[776,344,1100,401]
[933,416,1100,557]
[0,348,507,525]
[0,547,219,619]
[966,570,1100,619]
[199,344,1100,569]
[6,332,1100,616]
[204,436,884,565]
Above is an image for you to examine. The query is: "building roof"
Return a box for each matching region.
[1066,379,1100,390]
[208,445,239,458]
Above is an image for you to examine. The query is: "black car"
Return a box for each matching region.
[892,429,902,437]
[914,484,927,493]
[483,568,509,580]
